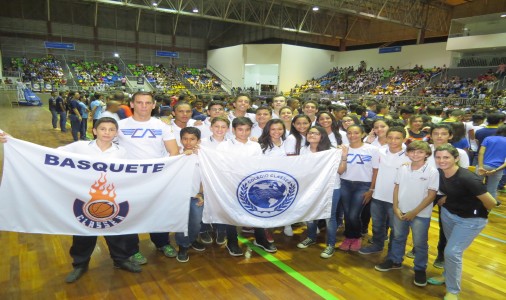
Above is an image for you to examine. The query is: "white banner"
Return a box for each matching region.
[199,147,338,227]
[0,138,196,235]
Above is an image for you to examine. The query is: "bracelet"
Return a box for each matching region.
[369,188,375,191]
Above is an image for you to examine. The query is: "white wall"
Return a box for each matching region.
[244,45,282,64]
[279,44,338,93]
[336,42,452,69]
[207,45,244,88]
[446,33,506,51]
[244,64,279,88]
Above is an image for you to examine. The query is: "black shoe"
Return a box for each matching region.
[414,270,427,287]
[191,241,206,252]
[200,231,213,244]
[65,266,88,283]
[226,243,243,256]
[375,259,402,272]
[254,239,277,253]
[177,247,189,263]
[216,231,226,245]
[114,261,142,273]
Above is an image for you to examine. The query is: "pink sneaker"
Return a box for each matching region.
[349,238,362,251]
[338,238,352,251]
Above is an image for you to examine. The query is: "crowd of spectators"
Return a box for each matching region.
[420,70,499,99]
[369,65,442,96]
[178,67,223,92]
[128,63,187,94]
[12,55,67,86]
[70,60,124,92]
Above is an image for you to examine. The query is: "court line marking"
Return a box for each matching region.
[430,217,506,244]
[238,236,339,300]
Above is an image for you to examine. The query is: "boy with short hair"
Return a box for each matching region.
[175,127,205,263]
[375,141,439,287]
[302,100,319,124]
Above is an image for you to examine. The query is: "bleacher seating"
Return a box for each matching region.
[70,60,123,91]
[12,55,67,86]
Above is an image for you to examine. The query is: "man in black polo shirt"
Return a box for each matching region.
[55,91,67,133]
[68,92,82,141]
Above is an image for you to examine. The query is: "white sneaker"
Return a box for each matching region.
[283,225,293,236]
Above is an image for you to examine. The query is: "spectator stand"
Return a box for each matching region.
[70,59,125,92]
[178,66,226,94]
[11,55,67,92]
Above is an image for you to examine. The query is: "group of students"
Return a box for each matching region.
[3,92,502,300]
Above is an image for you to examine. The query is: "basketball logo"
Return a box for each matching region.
[73,173,129,229]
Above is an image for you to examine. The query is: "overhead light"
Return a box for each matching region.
[113,53,119,58]
[501,14,506,18]
[193,8,199,13]
[152,2,158,7]
[312,6,319,11]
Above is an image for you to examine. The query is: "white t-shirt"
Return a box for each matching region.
[341,143,380,182]
[250,123,265,139]
[200,136,227,150]
[179,151,200,195]
[373,148,411,203]
[117,117,175,159]
[395,163,439,218]
[58,140,127,158]
[217,138,262,156]
[284,134,306,155]
[262,141,287,157]
[339,129,349,145]
[170,119,197,148]
[194,118,212,140]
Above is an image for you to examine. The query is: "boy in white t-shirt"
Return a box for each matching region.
[375,141,439,288]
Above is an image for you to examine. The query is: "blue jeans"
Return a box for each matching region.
[176,198,204,248]
[58,111,67,132]
[390,215,430,271]
[307,189,340,246]
[441,207,487,294]
[481,165,503,200]
[50,109,58,128]
[69,114,81,142]
[79,118,88,139]
[370,199,394,254]
[340,179,370,239]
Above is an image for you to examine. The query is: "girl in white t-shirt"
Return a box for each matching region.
[339,125,379,252]
[297,126,348,259]
[316,111,343,148]
[258,119,287,157]
[284,114,311,156]
[279,106,294,135]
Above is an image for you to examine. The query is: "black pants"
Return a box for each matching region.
[226,225,266,246]
[127,233,171,255]
[69,235,132,268]
[361,201,372,234]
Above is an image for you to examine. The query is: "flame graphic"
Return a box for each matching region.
[88,173,116,203]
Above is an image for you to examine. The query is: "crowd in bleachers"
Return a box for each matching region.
[178,67,222,92]
[128,63,187,94]
[70,60,124,91]
[420,70,498,99]
[369,65,442,96]
[11,55,67,86]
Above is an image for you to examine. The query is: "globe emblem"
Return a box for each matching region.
[237,171,299,218]
[248,180,287,209]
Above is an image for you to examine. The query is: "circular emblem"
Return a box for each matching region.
[237,171,299,218]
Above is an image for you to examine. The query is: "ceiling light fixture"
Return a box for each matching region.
[312,6,319,11]
[193,8,199,13]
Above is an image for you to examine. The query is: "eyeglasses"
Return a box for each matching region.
[307,132,321,136]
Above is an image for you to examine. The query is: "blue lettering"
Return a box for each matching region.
[139,164,152,173]
[77,160,90,170]
[153,163,164,172]
[44,154,59,165]
[126,164,138,173]
[109,163,124,172]
[60,158,76,168]
[93,162,108,172]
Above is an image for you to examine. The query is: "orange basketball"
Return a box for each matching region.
[88,202,114,218]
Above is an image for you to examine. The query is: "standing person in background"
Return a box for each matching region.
[250,107,272,141]
[302,100,319,124]
[406,115,430,145]
[287,97,301,115]
[477,124,506,203]
[78,95,90,140]
[55,91,67,133]
[90,93,105,133]
[316,111,343,147]
[48,91,58,130]
[68,92,83,142]
[429,145,496,300]
[271,95,287,119]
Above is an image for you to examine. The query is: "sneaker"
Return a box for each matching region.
[191,241,206,252]
[129,252,147,265]
[114,261,142,273]
[320,245,335,259]
[283,225,293,237]
[242,227,254,234]
[158,244,177,258]
[216,231,226,245]
[433,257,445,269]
[297,237,316,249]
[338,238,352,251]
[358,245,383,255]
[177,247,189,263]
[226,243,244,256]
[254,240,277,253]
[349,238,362,251]
[65,266,88,283]
[414,270,427,287]
[265,229,274,243]
[375,259,402,272]
[405,249,415,259]
[199,231,213,244]
[443,292,459,300]
[427,275,446,286]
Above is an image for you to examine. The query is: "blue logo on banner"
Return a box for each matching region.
[237,171,298,218]
[156,51,179,58]
[44,41,75,50]
[379,46,401,54]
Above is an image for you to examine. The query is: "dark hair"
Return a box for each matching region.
[232,117,253,129]
[180,126,201,140]
[173,101,191,111]
[430,123,453,136]
[495,124,506,137]
[303,100,318,109]
[290,114,312,155]
[315,111,342,145]
[306,126,332,152]
[329,104,347,113]
[447,122,465,143]
[132,91,154,102]
[207,100,225,110]
[234,93,251,103]
[347,124,366,134]
[93,117,118,130]
[434,144,460,159]
[371,118,392,128]
[258,119,286,154]
[387,126,407,138]
[256,107,272,115]
[400,106,414,115]
[375,104,386,114]
[486,112,505,125]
